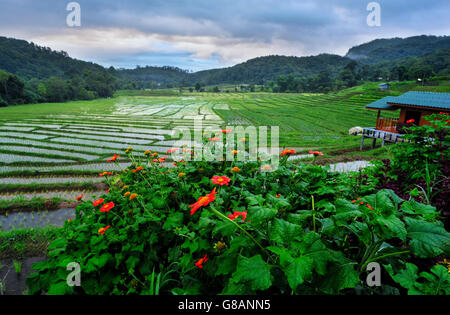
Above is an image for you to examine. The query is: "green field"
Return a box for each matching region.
[0,81,448,213]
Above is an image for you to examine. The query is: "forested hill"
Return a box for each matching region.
[346,35,450,64]
[0,36,108,80]
[189,54,351,85]
[0,34,449,104]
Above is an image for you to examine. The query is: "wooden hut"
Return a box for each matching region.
[360,91,450,149]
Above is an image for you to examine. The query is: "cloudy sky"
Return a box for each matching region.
[0,0,449,71]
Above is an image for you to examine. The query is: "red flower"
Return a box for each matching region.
[281,149,296,156]
[195,254,208,269]
[211,176,231,186]
[276,194,281,198]
[367,204,374,211]
[406,119,415,124]
[133,166,144,173]
[98,225,111,235]
[100,202,115,212]
[93,198,105,206]
[75,194,84,201]
[228,211,248,222]
[309,150,324,156]
[221,129,233,134]
[167,148,179,154]
[209,137,220,141]
[107,154,120,162]
[188,188,217,215]
[159,157,167,163]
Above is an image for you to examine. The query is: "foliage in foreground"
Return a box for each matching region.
[26,140,450,294]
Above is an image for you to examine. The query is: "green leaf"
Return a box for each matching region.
[405,218,450,258]
[333,199,362,222]
[283,255,314,290]
[363,190,396,214]
[400,200,438,221]
[215,253,237,276]
[162,212,184,230]
[298,232,335,275]
[385,263,419,290]
[270,218,302,246]
[287,211,313,227]
[47,281,73,295]
[319,259,359,294]
[48,237,67,250]
[231,255,273,291]
[213,220,237,237]
[386,263,450,295]
[374,214,407,241]
[247,206,277,226]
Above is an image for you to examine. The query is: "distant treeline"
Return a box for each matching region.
[0,35,449,105]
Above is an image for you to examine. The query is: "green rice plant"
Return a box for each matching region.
[13,260,22,275]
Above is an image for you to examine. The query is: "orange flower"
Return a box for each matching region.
[231,150,238,155]
[152,152,158,157]
[93,198,104,206]
[159,157,168,163]
[75,194,84,201]
[178,172,186,178]
[98,225,111,235]
[144,150,151,155]
[281,149,296,156]
[211,176,231,186]
[262,165,272,170]
[122,185,129,190]
[133,166,144,173]
[129,193,138,200]
[124,192,131,197]
[100,202,115,212]
[222,129,233,134]
[309,150,324,156]
[107,154,120,162]
[68,218,72,222]
[231,166,240,172]
[209,137,220,141]
[167,148,179,153]
[99,172,108,176]
[195,254,208,269]
[189,188,217,215]
[228,211,247,222]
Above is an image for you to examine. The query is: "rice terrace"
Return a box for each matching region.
[0,0,449,302]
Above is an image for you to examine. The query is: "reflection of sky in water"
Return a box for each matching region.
[0,208,75,231]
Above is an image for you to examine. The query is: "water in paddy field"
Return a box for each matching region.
[328,161,371,172]
[0,256,46,295]
[0,208,75,231]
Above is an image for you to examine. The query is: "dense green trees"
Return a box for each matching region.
[0,37,116,106]
[0,35,448,104]
[0,70,27,106]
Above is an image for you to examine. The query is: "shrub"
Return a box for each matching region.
[26,145,450,295]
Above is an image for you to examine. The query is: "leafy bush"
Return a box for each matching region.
[370,113,450,227]
[26,145,450,295]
